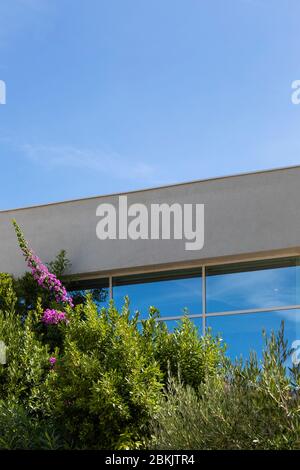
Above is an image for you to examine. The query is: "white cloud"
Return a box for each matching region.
[206,268,297,311]
[21,143,157,182]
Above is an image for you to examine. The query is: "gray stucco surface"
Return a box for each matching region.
[0,167,300,277]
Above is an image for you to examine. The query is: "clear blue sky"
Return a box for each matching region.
[0,0,300,209]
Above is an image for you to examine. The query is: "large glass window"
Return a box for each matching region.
[113,269,202,320]
[206,258,300,313]
[68,278,110,309]
[207,309,300,362]
[70,256,300,361]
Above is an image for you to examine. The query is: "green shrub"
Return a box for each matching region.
[150,325,300,450]
[9,236,300,450]
[0,273,17,312]
[45,297,164,449]
[44,300,224,449]
[0,268,224,449]
[0,401,63,450]
[141,313,225,389]
[0,303,50,413]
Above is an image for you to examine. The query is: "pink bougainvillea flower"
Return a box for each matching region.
[49,356,57,366]
[42,308,68,325]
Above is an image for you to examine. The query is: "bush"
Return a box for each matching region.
[0,273,17,312]
[0,401,63,450]
[0,291,50,413]
[1,268,300,450]
[150,325,300,450]
[0,269,223,449]
[141,313,225,389]
[45,297,164,449]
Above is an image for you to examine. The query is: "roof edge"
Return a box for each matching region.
[1,164,300,214]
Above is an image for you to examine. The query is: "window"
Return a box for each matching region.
[206,258,300,313]
[113,269,202,320]
[70,257,300,360]
[205,258,300,360]
[207,309,300,362]
[68,278,110,309]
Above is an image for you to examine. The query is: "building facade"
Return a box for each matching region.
[1,166,300,359]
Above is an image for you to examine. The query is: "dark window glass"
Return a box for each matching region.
[206,258,300,313]
[207,309,300,362]
[113,269,202,319]
[68,278,110,309]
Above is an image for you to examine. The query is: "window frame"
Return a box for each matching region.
[67,255,300,335]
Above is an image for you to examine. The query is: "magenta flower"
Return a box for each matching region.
[42,308,68,325]
[13,220,73,307]
[49,356,57,366]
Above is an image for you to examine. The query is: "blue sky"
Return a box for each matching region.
[0,0,300,210]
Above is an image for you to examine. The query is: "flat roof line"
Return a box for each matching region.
[1,164,300,214]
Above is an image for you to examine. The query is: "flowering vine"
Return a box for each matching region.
[12,219,73,307]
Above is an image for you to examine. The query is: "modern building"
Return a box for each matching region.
[1,165,300,359]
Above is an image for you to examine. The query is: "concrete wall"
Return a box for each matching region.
[1,166,300,278]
